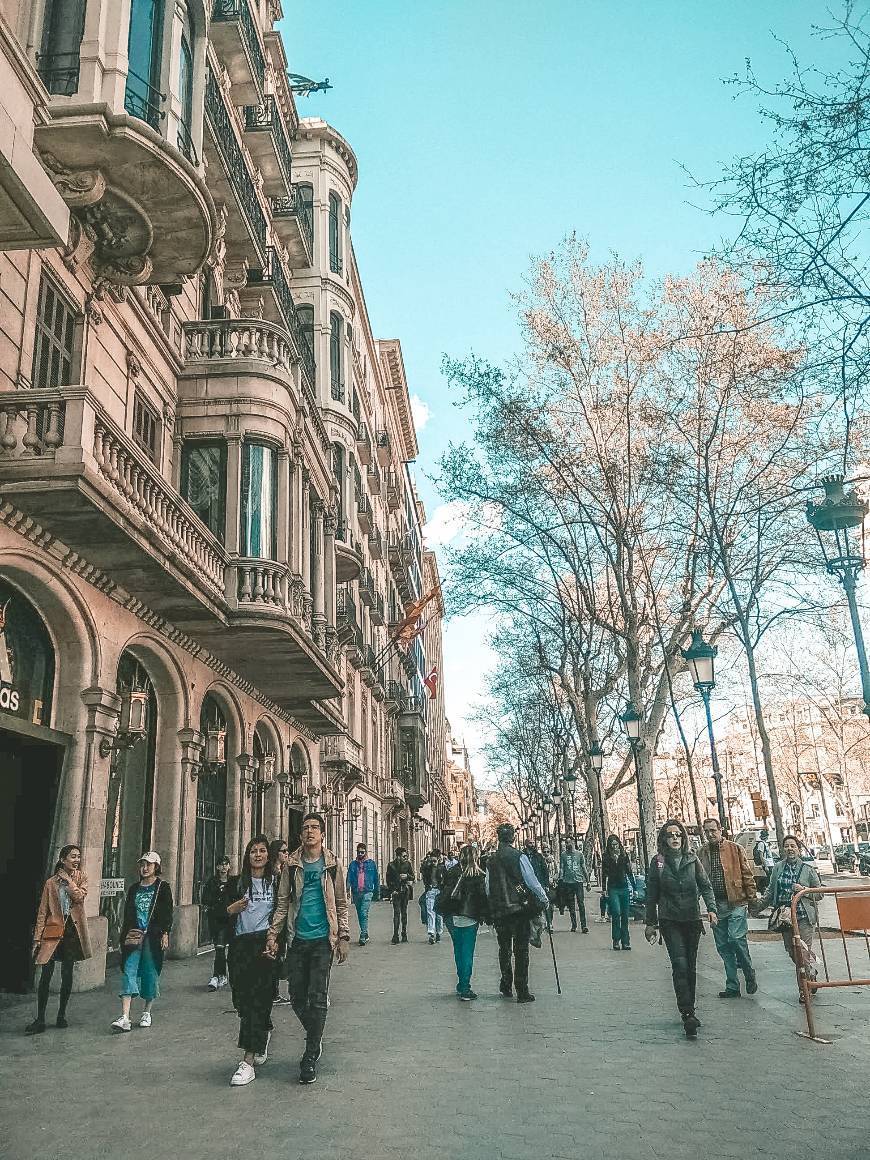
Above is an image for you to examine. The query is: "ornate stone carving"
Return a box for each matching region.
[40,154,106,207]
[126,351,142,380]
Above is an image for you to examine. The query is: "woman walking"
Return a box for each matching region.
[226,835,279,1087]
[26,844,92,1034]
[756,834,822,1001]
[602,835,636,950]
[112,851,173,1032]
[202,854,233,991]
[435,844,489,1000]
[645,819,718,1037]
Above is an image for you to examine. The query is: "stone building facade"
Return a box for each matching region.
[0,0,443,992]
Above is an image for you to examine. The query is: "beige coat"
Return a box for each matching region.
[269,847,349,951]
[34,871,93,964]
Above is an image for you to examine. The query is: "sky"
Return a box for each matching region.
[284,0,845,782]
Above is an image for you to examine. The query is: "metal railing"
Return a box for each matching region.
[176,119,197,165]
[244,95,293,188]
[271,187,314,253]
[212,0,266,90]
[205,62,267,256]
[124,68,165,131]
[36,50,80,95]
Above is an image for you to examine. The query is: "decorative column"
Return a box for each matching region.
[225,432,243,557]
[236,752,257,851]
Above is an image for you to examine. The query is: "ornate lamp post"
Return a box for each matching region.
[589,742,606,850]
[681,627,727,831]
[807,475,870,718]
[551,786,563,853]
[619,702,649,871]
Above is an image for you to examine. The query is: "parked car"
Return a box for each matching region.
[834,843,858,873]
[858,844,870,876]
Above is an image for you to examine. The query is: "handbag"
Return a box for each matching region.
[768,904,792,931]
[124,881,161,948]
[42,917,66,941]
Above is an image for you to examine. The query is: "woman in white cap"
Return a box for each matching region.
[111,852,173,1032]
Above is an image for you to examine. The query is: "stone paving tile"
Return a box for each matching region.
[1,904,869,1160]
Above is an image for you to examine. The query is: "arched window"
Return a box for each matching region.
[329,312,344,402]
[0,578,55,725]
[38,0,86,95]
[328,191,342,273]
[126,0,165,130]
[241,442,278,559]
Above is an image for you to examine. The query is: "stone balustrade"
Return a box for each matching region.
[183,317,296,369]
[0,395,66,457]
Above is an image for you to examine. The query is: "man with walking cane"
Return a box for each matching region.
[485,824,550,1003]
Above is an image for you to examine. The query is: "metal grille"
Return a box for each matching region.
[32,277,76,391]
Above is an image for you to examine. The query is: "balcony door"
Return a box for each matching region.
[126,0,165,128]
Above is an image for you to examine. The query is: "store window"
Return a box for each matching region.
[181,441,227,541]
[241,442,278,559]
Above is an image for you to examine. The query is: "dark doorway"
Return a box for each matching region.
[0,728,64,992]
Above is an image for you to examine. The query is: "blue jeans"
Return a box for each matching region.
[712,902,754,992]
[120,940,160,1000]
[445,917,479,993]
[354,892,373,940]
[425,889,443,937]
[608,886,631,948]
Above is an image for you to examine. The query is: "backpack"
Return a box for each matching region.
[753,841,765,867]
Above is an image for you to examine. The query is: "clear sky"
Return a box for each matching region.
[284,1,842,780]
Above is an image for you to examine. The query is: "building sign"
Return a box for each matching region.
[100,878,127,898]
[0,579,55,725]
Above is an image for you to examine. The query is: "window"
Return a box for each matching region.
[177,10,195,161]
[32,276,77,390]
[297,303,314,365]
[132,393,160,464]
[39,0,86,95]
[181,441,227,541]
[328,191,342,273]
[126,0,165,130]
[332,442,345,527]
[330,312,344,401]
[241,442,278,558]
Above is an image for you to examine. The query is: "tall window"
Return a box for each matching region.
[177,9,195,161]
[38,0,86,95]
[329,312,344,401]
[332,443,345,528]
[132,393,160,465]
[328,191,342,273]
[181,441,227,541]
[32,276,77,391]
[297,303,314,365]
[241,442,278,558]
[126,0,165,129]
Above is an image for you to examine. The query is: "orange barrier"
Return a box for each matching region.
[790,884,870,1043]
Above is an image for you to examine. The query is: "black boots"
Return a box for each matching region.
[681,1011,700,1037]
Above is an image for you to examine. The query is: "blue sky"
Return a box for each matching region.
[284,1,842,777]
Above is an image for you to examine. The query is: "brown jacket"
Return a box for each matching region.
[33,871,93,965]
[698,839,757,907]
[268,846,349,951]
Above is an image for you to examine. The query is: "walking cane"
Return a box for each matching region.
[546,924,562,995]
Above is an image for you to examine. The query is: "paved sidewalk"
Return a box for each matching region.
[1,902,868,1160]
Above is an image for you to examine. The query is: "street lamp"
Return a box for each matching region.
[619,702,650,871]
[807,475,870,719]
[681,627,727,832]
[589,742,606,849]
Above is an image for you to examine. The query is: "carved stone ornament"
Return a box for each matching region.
[126,351,142,380]
[40,153,106,207]
[163,403,176,429]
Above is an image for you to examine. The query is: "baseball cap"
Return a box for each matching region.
[139,850,161,865]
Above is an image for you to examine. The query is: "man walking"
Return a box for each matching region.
[346,843,379,947]
[267,813,349,1085]
[699,817,758,998]
[421,849,445,945]
[386,846,415,944]
[559,837,591,933]
[486,823,549,1003]
[753,828,776,891]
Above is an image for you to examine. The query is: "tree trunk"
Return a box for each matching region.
[743,637,785,848]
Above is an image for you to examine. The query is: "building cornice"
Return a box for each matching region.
[376,339,418,462]
[296,117,358,189]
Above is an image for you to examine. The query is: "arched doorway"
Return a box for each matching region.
[0,579,60,992]
[251,722,277,838]
[99,653,158,954]
[194,693,228,946]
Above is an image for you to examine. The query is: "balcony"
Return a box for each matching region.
[356,422,372,466]
[356,492,374,535]
[368,528,383,561]
[243,96,292,195]
[370,592,385,626]
[367,460,381,494]
[376,430,392,468]
[388,531,415,602]
[210,0,266,106]
[183,317,299,375]
[271,187,314,268]
[321,734,364,779]
[385,467,401,511]
[336,588,359,643]
[204,63,267,264]
[382,778,406,806]
[334,519,363,584]
[358,568,375,608]
[0,386,341,727]
[359,647,378,690]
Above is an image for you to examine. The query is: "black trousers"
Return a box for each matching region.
[495,915,531,997]
[392,892,409,936]
[563,883,587,930]
[660,920,702,1016]
[287,936,333,1058]
[37,917,80,1020]
[229,931,277,1054]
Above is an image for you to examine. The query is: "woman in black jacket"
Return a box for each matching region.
[645,819,717,1037]
[201,854,233,991]
[435,844,489,1000]
[111,851,173,1032]
[602,835,636,951]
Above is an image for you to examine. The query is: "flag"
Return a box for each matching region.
[424,665,438,698]
[396,620,424,652]
[390,584,441,645]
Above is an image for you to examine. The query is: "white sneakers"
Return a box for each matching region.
[138,1011,152,1028]
[219,975,229,989]
[230,1061,256,1087]
[111,1016,132,1032]
[253,1030,271,1066]
[208,976,220,991]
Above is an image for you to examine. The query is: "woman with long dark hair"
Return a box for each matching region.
[436,844,489,1000]
[602,834,636,951]
[645,819,718,1037]
[26,845,92,1034]
[756,834,822,1002]
[112,851,173,1032]
[226,835,279,1087]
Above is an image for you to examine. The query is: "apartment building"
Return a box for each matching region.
[0,0,442,992]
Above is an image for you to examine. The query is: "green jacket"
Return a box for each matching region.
[559,850,589,886]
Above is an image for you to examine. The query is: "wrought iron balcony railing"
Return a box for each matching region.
[244,95,293,188]
[205,63,267,256]
[270,187,314,253]
[212,0,266,90]
[124,68,165,131]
